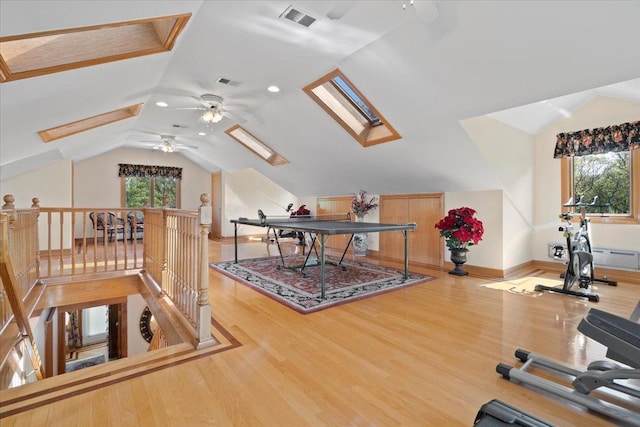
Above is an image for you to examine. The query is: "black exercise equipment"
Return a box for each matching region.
[535,197,617,303]
[496,307,640,426]
[473,399,554,426]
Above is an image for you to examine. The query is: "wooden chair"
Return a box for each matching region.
[89,212,125,242]
[127,211,144,240]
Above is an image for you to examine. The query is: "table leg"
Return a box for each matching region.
[273,229,287,268]
[337,234,354,266]
[320,234,327,299]
[403,230,409,280]
[234,223,238,263]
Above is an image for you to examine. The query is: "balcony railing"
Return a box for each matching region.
[0,193,214,386]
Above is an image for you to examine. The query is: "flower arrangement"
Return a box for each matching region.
[289,204,310,217]
[352,190,379,216]
[435,207,484,249]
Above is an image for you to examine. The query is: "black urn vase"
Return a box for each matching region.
[448,247,469,276]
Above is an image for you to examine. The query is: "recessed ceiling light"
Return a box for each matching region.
[198,132,206,136]
[267,85,280,93]
[156,101,168,107]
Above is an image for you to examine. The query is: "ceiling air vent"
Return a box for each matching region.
[280,5,317,28]
[172,124,188,129]
[216,76,239,86]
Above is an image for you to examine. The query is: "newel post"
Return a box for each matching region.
[2,194,16,224]
[196,193,214,347]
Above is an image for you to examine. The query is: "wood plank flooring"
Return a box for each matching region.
[2,239,639,426]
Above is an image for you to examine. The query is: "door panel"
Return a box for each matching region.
[380,198,408,259]
[380,194,443,268]
[408,197,442,266]
[210,172,222,239]
[316,197,352,251]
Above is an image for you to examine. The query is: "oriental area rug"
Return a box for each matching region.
[211,255,434,314]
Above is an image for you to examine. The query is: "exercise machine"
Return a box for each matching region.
[496,307,640,426]
[535,197,617,302]
[473,399,554,426]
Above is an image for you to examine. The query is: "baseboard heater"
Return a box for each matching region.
[547,243,640,271]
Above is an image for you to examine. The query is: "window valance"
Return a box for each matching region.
[553,120,639,158]
[118,164,182,179]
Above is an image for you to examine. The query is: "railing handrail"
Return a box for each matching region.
[1,193,213,358]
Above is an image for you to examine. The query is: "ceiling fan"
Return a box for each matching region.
[164,94,248,125]
[139,135,198,153]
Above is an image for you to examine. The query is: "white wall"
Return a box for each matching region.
[444,190,503,270]
[74,147,211,210]
[222,168,298,237]
[533,97,640,260]
[0,158,74,249]
[127,294,150,356]
[0,158,73,207]
[461,116,535,270]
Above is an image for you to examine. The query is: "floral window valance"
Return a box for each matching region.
[118,164,182,179]
[553,120,639,158]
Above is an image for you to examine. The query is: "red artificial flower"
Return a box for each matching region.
[434,207,484,249]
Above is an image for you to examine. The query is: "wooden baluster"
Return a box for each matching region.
[31,198,40,279]
[0,199,44,381]
[196,193,214,347]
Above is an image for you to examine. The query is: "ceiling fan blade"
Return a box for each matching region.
[153,87,200,99]
[177,143,198,149]
[326,1,355,20]
[222,103,250,111]
[223,111,247,124]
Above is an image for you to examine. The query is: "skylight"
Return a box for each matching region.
[225,125,288,166]
[0,14,191,82]
[38,104,143,142]
[332,76,381,126]
[303,69,401,147]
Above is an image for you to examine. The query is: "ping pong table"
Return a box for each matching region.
[231,213,417,298]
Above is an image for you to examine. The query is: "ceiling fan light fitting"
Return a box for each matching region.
[202,108,223,123]
[160,140,175,153]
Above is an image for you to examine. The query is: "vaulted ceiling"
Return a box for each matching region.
[2,1,639,196]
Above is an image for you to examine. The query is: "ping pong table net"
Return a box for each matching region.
[258,211,352,222]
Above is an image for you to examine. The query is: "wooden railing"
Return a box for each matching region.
[143,194,213,346]
[1,193,213,366]
[37,206,145,278]
[0,198,44,383]
[0,206,40,326]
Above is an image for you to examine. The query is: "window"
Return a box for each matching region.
[303,69,401,147]
[0,14,191,82]
[561,150,639,224]
[119,164,182,208]
[123,176,180,208]
[225,125,288,166]
[38,104,142,142]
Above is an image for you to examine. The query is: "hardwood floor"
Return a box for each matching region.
[2,239,639,426]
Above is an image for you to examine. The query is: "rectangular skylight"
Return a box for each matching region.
[0,14,191,82]
[225,125,288,166]
[303,69,401,147]
[38,104,143,142]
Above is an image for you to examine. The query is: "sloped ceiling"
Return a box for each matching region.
[1,1,639,196]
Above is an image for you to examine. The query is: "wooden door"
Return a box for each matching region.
[210,172,222,239]
[408,196,442,266]
[316,196,351,251]
[379,197,408,259]
[380,194,443,268]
